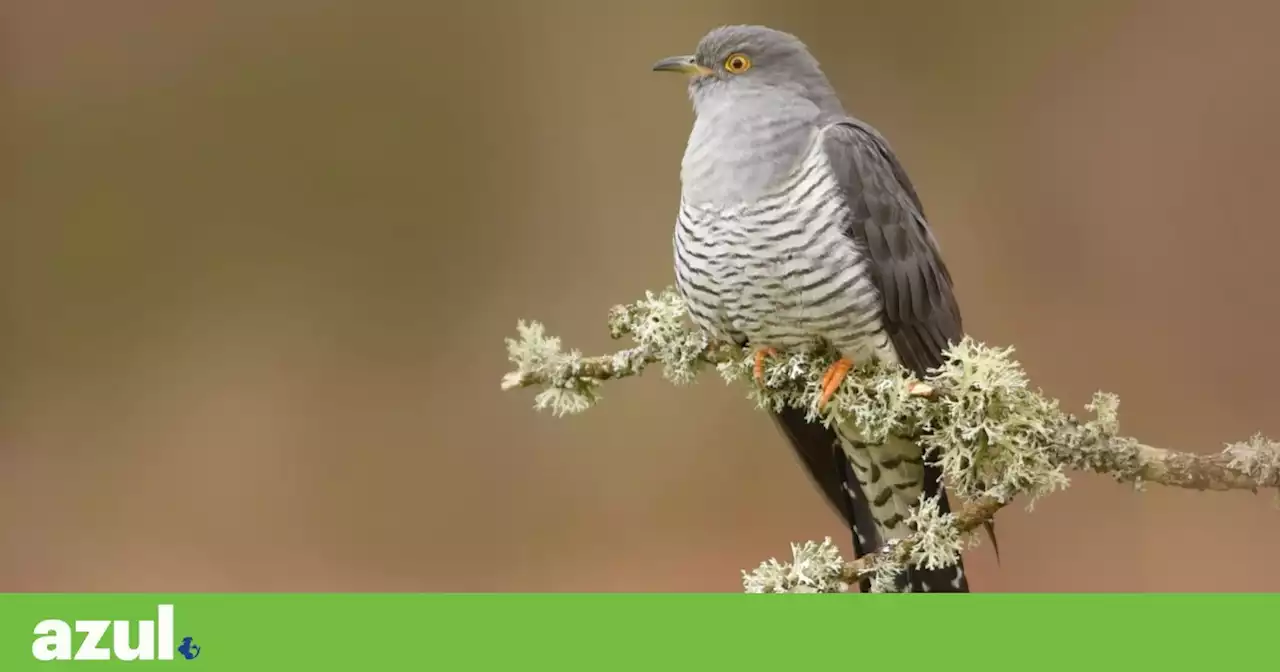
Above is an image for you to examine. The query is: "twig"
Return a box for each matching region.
[842,496,1006,585]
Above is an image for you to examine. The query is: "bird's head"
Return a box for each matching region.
[652,25,837,112]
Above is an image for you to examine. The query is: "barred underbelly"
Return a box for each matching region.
[743,240,882,352]
[675,214,889,358]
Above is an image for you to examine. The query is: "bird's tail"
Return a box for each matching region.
[839,431,968,593]
[773,407,968,593]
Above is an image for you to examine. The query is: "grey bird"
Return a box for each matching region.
[654,25,989,592]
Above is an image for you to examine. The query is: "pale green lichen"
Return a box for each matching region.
[1086,391,1122,435]
[866,542,906,594]
[1225,433,1280,490]
[905,495,964,571]
[1058,392,1145,488]
[502,287,1280,592]
[1222,434,1280,507]
[502,321,603,417]
[502,289,709,415]
[606,289,710,385]
[913,339,1072,508]
[742,537,848,594]
[739,348,922,448]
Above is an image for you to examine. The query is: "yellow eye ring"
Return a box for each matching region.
[724,53,752,74]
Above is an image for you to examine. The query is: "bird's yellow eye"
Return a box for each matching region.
[724,53,752,74]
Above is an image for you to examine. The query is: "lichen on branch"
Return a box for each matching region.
[502,287,1280,592]
[501,290,725,415]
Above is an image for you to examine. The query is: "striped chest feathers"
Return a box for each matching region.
[673,145,885,352]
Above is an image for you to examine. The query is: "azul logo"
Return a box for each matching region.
[31,604,202,662]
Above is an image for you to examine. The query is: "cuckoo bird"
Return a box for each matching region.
[654,25,990,592]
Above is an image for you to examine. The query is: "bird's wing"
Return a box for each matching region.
[824,117,999,556]
[819,119,962,375]
[768,118,991,591]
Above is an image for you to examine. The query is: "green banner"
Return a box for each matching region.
[0,594,1267,669]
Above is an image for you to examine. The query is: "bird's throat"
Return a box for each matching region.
[680,97,818,205]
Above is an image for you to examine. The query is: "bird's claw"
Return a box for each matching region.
[907,382,934,397]
[752,347,779,385]
[817,358,854,410]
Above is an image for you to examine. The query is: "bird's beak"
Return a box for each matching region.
[652,55,712,77]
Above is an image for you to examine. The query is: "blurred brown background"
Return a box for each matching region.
[3,0,1279,591]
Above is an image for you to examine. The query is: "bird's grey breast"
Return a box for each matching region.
[673,123,887,355]
[678,93,818,204]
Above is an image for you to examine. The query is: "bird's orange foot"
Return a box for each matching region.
[752,347,779,385]
[817,358,854,410]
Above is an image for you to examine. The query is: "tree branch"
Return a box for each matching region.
[502,287,1280,592]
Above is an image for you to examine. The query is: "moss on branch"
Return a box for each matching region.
[501,287,1280,592]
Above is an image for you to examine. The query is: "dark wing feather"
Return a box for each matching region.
[822,120,962,376]
[821,118,998,563]
[764,119,993,592]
